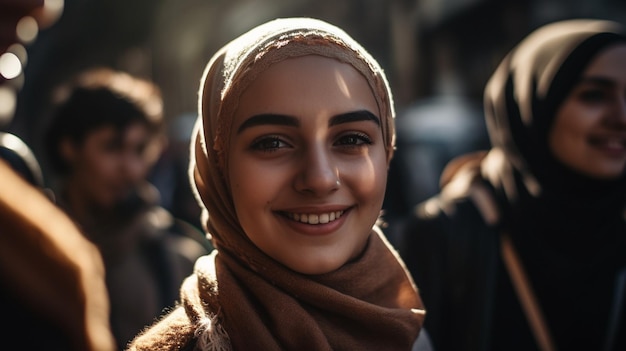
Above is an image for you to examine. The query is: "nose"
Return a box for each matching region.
[607,96,626,131]
[294,144,340,196]
[620,95,626,122]
[604,95,626,128]
[121,151,148,183]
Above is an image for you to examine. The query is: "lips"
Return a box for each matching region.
[285,210,345,224]
[589,135,626,153]
[603,138,626,150]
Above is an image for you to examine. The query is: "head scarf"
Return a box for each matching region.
[187,17,424,350]
[482,19,626,228]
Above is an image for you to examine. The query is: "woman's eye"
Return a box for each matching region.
[250,136,289,152]
[335,132,373,147]
[578,89,608,103]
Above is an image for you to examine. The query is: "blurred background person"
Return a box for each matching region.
[0,157,116,351]
[42,67,211,350]
[383,95,490,246]
[148,112,204,232]
[400,19,626,351]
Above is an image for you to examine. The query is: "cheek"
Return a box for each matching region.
[74,154,103,180]
[130,157,154,180]
[345,152,388,205]
[229,156,278,217]
[550,106,585,153]
[91,158,119,183]
[548,107,576,150]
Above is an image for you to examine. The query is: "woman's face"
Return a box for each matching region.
[550,43,626,179]
[63,122,155,209]
[228,55,387,275]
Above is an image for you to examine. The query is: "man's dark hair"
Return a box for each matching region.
[44,67,164,174]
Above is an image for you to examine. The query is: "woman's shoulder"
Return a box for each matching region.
[409,151,495,233]
[126,306,196,351]
[128,255,232,351]
[399,150,498,262]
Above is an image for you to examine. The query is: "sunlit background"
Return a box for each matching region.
[3,0,626,233]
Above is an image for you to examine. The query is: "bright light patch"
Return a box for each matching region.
[16,16,39,43]
[0,87,17,125]
[42,0,65,27]
[8,44,28,66]
[0,53,22,80]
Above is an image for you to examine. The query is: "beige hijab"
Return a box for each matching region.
[130,17,424,351]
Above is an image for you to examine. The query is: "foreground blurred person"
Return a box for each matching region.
[0,1,115,350]
[401,19,626,351]
[44,68,210,350]
[0,159,115,351]
[128,17,428,351]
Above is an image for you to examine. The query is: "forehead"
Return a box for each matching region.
[583,43,626,77]
[233,55,379,120]
[84,122,150,143]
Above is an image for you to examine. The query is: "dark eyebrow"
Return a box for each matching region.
[329,110,380,127]
[236,110,380,134]
[578,76,616,88]
[237,114,299,134]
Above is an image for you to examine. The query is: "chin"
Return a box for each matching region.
[591,166,626,180]
[287,257,343,275]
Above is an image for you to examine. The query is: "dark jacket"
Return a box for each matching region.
[401,152,499,351]
[59,184,212,350]
[402,150,626,351]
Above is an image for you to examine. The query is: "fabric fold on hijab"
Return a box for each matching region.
[183,17,424,350]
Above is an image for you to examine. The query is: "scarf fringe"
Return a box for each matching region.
[194,312,232,351]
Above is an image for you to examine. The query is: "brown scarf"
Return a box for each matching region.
[129,17,424,351]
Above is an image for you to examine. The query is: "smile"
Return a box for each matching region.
[604,138,626,150]
[589,136,626,153]
[284,210,345,224]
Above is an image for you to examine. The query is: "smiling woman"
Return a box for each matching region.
[400,19,626,351]
[549,44,626,179]
[127,17,428,351]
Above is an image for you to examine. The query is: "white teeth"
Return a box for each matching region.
[287,211,344,225]
[320,213,329,224]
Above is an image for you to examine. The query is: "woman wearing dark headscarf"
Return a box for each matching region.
[401,19,626,351]
[127,17,426,351]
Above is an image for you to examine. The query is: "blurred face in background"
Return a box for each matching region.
[61,122,158,209]
[550,44,626,180]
